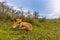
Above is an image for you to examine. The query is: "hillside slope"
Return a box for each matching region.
[0,20,60,40]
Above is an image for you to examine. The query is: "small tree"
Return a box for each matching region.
[33,11,39,19]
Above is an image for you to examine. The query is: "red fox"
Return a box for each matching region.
[13,19,32,31]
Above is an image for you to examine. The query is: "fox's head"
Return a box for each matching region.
[13,18,22,29]
[15,18,22,23]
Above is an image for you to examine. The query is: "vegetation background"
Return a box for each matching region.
[0,2,60,40]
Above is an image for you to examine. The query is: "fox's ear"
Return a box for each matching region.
[14,19,17,22]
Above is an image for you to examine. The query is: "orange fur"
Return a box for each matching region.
[13,19,32,31]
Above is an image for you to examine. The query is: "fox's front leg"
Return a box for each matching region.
[18,27,26,30]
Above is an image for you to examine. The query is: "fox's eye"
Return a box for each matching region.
[19,22,21,24]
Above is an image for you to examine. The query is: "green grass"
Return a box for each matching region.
[0,20,60,40]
